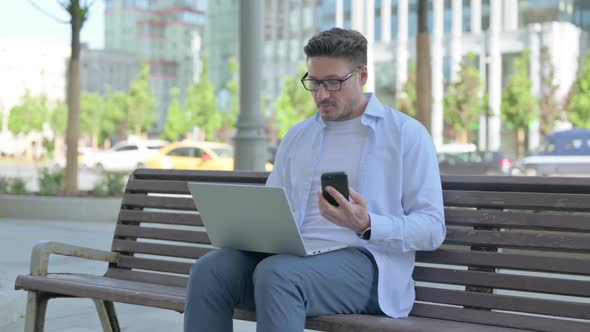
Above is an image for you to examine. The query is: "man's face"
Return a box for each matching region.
[306,56,367,122]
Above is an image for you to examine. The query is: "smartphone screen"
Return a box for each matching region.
[321,172,349,207]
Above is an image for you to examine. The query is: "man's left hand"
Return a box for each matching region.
[317,186,370,233]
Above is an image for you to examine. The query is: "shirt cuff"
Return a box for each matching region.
[368,212,399,241]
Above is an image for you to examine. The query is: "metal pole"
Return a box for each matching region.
[234,0,267,171]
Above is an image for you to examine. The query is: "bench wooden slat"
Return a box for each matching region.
[133,169,268,184]
[413,266,590,297]
[119,210,203,227]
[415,287,590,319]
[443,190,590,211]
[445,208,590,232]
[297,311,533,332]
[441,175,590,194]
[444,228,590,252]
[105,268,188,288]
[122,194,196,211]
[416,249,590,275]
[116,256,192,275]
[410,302,589,332]
[16,274,185,312]
[111,239,212,259]
[125,179,190,195]
[115,224,210,244]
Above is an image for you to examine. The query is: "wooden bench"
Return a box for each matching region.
[15,169,590,332]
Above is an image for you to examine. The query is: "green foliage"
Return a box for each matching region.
[128,63,157,135]
[0,176,28,195]
[539,47,561,136]
[275,63,317,139]
[10,178,27,195]
[102,89,127,143]
[49,102,68,138]
[0,176,9,194]
[61,0,91,28]
[186,54,221,140]
[566,53,590,129]
[80,92,102,140]
[92,172,126,197]
[444,53,482,141]
[81,89,126,146]
[223,58,240,129]
[396,62,417,117]
[163,87,189,140]
[501,51,538,130]
[8,90,48,135]
[38,168,65,196]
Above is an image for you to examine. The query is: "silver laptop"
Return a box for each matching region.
[188,182,348,256]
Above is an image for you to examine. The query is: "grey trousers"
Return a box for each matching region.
[183,247,382,332]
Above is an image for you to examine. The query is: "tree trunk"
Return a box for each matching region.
[517,127,526,159]
[416,0,432,132]
[65,7,82,195]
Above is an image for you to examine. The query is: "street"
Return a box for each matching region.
[0,218,262,332]
[0,217,324,332]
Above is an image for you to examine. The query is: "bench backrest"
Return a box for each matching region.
[107,169,590,331]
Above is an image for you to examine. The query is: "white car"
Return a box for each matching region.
[83,140,168,172]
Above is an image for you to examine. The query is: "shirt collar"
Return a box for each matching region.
[314,93,384,128]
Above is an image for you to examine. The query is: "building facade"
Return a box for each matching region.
[104,0,207,132]
[205,0,590,153]
[326,0,590,152]
[80,45,140,95]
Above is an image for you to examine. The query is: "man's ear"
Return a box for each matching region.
[360,65,368,85]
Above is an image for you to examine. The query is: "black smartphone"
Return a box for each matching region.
[321,172,349,207]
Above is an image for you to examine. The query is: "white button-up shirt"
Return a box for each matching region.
[266,93,446,318]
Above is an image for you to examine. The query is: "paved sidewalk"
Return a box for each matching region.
[0,218,264,332]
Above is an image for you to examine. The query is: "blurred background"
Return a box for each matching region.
[1,0,590,196]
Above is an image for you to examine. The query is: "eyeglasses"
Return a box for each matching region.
[300,65,362,92]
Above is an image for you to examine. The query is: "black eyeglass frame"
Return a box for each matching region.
[300,65,363,92]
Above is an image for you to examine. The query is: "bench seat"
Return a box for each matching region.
[14,169,590,332]
[17,273,530,332]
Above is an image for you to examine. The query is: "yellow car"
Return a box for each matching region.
[146,141,273,171]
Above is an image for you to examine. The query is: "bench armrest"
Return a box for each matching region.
[30,240,119,276]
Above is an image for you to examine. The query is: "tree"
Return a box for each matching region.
[501,51,538,157]
[102,89,128,145]
[80,90,125,148]
[80,93,101,146]
[8,90,48,135]
[539,47,561,136]
[415,0,432,131]
[63,0,91,193]
[223,58,240,130]
[30,0,92,192]
[185,54,221,141]
[566,54,590,129]
[163,87,189,140]
[275,64,317,139]
[444,53,481,143]
[48,101,68,160]
[128,63,157,136]
[396,62,417,117]
[49,102,68,137]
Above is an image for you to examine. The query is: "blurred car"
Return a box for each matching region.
[146,141,273,171]
[52,146,94,169]
[521,129,590,176]
[83,139,168,172]
[438,150,514,175]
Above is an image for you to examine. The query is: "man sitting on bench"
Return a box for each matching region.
[183,27,446,332]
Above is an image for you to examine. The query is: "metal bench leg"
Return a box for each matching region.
[24,291,49,332]
[94,300,121,332]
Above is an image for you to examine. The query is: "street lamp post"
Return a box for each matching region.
[234,0,267,171]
